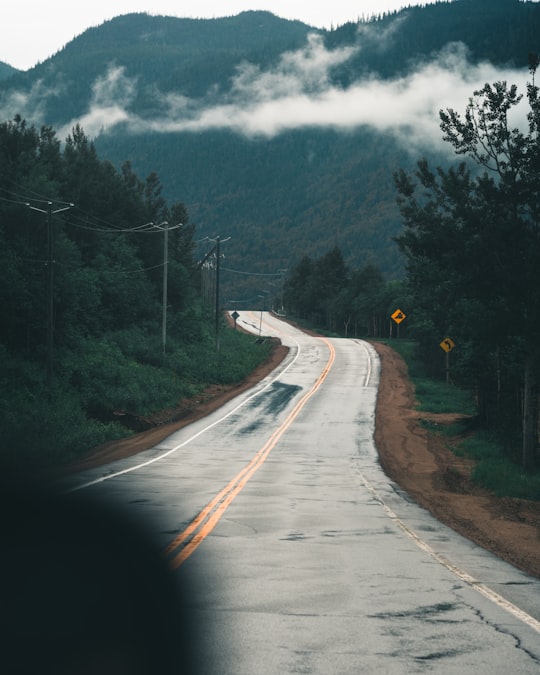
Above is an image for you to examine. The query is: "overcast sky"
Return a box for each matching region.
[2,1,444,71]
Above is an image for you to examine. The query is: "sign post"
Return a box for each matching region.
[439,337,455,384]
[391,308,406,338]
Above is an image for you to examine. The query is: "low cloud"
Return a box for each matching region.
[58,65,136,138]
[230,33,358,100]
[2,31,531,154]
[138,39,528,153]
[0,78,59,124]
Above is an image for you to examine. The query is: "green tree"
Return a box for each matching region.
[283,255,317,320]
[395,63,540,470]
[315,246,349,330]
[348,264,388,337]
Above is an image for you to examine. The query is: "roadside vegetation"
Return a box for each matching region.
[0,119,272,471]
[1,321,271,470]
[380,338,540,501]
[283,63,540,499]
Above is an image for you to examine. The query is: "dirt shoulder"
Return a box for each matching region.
[371,341,540,580]
[67,340,289,473]
[69,336,540,579]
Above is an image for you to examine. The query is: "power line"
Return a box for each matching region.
[221,267,282,277]
[55,260,166,274]
[0,195,34,207]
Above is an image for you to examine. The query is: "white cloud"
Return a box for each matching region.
[230,33,359,100]
[57,65,136,138]
[1,34,531,154]
[127,40,528,153]
[0,78,58,123]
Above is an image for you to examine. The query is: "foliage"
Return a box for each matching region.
[413,378,475,415]
[394,62,540,470]
[3,3,539,301]
[0,119,272,469]
[471,457,540,500]
[457,432,540,500]
[282,247,402,337]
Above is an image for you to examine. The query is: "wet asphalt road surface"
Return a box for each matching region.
[62,311,540,674]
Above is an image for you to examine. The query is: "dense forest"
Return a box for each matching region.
[0,118,272,468]
[1,1,540,302]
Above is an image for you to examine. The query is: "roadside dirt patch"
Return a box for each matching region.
[69,335,540,579]
[67,340,287,473]
[371,341,540,579]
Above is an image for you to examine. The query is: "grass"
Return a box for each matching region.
[413,377,476,415]
[0,317,274,470]
[379,339,475,415]
[382,338,540,501]
[458,432,540,500]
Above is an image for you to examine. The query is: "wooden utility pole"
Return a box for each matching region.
[27,200,73,390]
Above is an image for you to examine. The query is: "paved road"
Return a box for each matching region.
[64,311,540,674]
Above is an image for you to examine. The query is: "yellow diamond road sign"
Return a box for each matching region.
[391,309,406,324]
[440,337,455,353]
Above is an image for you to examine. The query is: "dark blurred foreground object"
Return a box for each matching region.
[1,478,198,674]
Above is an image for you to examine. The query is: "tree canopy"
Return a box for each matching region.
[394,59,540,470]
[0,118,271,468]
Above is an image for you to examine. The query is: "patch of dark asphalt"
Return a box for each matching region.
[238,382,303,434]
[369,602,462,624]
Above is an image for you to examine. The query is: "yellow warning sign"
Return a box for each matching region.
[391,309,406,324]
[440,337,455,353]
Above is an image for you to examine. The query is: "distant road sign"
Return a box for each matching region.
[440,337,455,353]
[231,310,240,321]
[391,309,406,324]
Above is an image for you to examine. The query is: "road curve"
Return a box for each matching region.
[64,311,540,674]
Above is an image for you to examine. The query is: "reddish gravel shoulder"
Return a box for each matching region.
[371,341,540,579]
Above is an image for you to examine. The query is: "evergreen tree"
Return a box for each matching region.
[395,61,540,469]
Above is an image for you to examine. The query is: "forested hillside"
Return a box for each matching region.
[0,119,272,468]
[0,62,17,80]
[1,1,539,301]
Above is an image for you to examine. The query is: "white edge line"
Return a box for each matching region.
[358,466,540,635]
[356,341,540,634]
[69,323,302,492]
[354,339,374,387]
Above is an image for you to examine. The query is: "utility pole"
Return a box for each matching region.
[279,268,288,315]
[133,221,181,356]
[154,221,182,356]
[215,236,221,351]
[27,200,74,390]
[163,223,169,354]
[206,235,230,351]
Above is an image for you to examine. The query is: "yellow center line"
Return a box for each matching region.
[165,337,336,569]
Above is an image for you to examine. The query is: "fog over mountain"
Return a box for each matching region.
[1,17,529,150]
[43,41,524,153]
[1,2,538,297]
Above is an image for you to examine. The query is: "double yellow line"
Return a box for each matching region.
[164,337,335,569]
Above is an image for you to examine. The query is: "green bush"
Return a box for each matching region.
[451,431,540,500]
[472,458,540,500]
[413,377,475,415]
[0,317,276,469]
[0,380,127,469]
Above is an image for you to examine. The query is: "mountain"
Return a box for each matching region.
[0,62,18,80]
[1,1,539,301]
